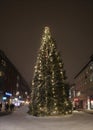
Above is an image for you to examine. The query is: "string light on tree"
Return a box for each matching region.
[29,26,72,116]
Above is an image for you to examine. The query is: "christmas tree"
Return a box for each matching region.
[29,26,72,116]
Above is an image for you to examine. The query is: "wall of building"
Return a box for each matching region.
[0,50,31,103]
[73,57,93,110]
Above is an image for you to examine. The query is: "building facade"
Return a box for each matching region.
[0,50,31,103]
[73,55,93,110]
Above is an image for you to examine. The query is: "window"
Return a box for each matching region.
[0,71,4,77]
[77,91,81,96]
[90,63,93,70]
[90,73,93,82]
[90,66,93,70]
[1,59,6,67]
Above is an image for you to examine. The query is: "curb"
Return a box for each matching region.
[0,111,12,116]
[84,110,93,114]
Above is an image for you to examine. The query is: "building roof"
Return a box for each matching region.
[74,55,93,79]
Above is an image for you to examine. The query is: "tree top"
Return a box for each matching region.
[43,26,51,42]
[44,26,50,35]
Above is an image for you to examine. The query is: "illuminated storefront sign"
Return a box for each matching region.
[5,92,12,96]
[74,98,79,102]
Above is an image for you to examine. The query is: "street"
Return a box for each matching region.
[0,105,93,130]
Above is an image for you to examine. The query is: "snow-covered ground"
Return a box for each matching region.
[0,105,93,130]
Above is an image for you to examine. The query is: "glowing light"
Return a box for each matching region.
[32,81,34,85]
[55,107,58,110]
[60,71,63,74]
[59,63,62,67]
[0,71,4,77]
[52,88,54,90]
[65,111,68,114]
[5,92,12,96]
[2,97,7,100]
[51,79,54,82]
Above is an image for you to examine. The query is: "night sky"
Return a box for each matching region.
[0,0,93,85]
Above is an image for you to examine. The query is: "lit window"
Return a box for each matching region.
[77,91,81,96]
[1,59,6,66]
[90,73,93,82]
[0,71,3,77]
[0,71,4,77]
[90,66,93,70]
[90,78,93,82]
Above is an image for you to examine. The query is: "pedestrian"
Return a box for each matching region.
[10,103,15,111]
[0,102,2,111]
[5,102,9,112]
